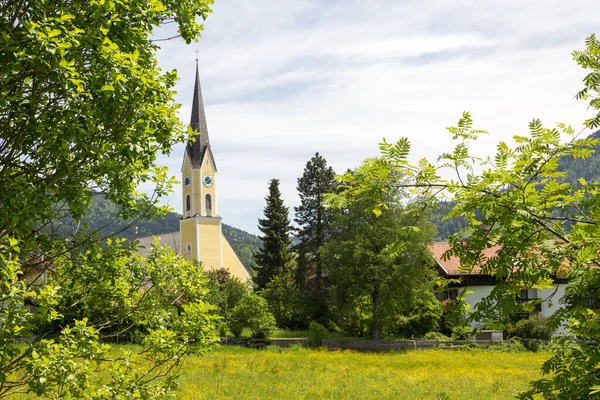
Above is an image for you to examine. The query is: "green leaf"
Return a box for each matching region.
[47,29,62,38]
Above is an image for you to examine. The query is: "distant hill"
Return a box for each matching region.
[80,195,261,271]
[431,130,600,241]
[556,130,600,186]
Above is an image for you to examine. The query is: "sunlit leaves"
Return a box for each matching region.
[327,33,600,399]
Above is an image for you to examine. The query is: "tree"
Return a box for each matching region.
[327,34,600,399]
[205,268,250,324]
[294,152,336,324]
[229,294,277,339]
[260,271,305,329]
[0,0,218,397]
[322,192,436,340]
[254,179,293,289]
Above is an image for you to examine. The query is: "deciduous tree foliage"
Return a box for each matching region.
[328,34,600,399]
[0,0,218,397]
[254,179,293,289]
[1,0,212,255]
[322,193,436,340]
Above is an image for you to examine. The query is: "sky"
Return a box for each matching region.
[152,0,597,235]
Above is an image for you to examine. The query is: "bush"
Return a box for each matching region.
[260,273,305,329]
[451,325,473,340]
[307,321,329,347]
[424,331,451,341]
[401,294,443,338]
[520,338,543,352]
[205,269,250,323]
[229,294,277,339]
[229,319,244,338]
[508,315,553,340]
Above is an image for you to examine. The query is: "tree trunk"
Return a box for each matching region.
[371,290,381,340]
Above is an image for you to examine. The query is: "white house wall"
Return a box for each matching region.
[463,285,495,328]
[538,283,568,334]
[461,283,568,333]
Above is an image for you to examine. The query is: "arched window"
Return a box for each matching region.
[205,194,212,216]
[186,195,191,212]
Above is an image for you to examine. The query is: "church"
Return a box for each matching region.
[137,63,250,281]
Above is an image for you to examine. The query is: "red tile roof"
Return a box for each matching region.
[428,242,501,276]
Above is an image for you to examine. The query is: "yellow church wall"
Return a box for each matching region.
[221,233,249,281]
[197,218,222,270]
[193,169,201,216]
[200,156,217,216]
[180,218,197,261]
[181,154,192,218]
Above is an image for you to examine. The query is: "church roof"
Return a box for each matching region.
[186,62,217,170]
[136,231,181,258]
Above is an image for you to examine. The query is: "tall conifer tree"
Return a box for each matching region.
[254,179,293,289]
[294,152,336,324]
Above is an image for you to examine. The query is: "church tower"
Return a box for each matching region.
[180,62,249,281]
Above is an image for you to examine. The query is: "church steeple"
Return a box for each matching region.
[186,61,214,169]
[179,61,249,281]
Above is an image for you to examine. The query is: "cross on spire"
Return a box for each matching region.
[195,48,200,62]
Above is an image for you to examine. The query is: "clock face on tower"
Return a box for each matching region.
[203,174,214,187]
[184,176,191,187]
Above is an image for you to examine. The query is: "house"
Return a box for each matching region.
[429,242,568,327]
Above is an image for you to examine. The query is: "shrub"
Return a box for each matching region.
[229,319,244,338]
[401,293,443,338]
[451,325,473,340]
[509,315,553,340]
[230,294,277,339]
[307,321,329,347]
[424,331,451,341]
[260,273,306,329]
[205,269,250,323]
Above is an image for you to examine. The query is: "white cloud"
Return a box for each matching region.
[152,0,598,234]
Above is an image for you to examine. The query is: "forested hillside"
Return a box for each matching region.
[430,129,600,240]
[557,129,600,186]
[81,196,261,270]
[82,129,600,254]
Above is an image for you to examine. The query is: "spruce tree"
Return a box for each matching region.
[294,152,336,324]
[254,179,293,289]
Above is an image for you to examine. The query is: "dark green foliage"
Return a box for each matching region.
[557,129,600,186]
[307,321,329,347]
[397,293,443,338]
[506,315,553,341]
[294,153,337,325]
[429,201,470,241]
[451,325,473,340]
[229,294,277,339]
[259,272,305,329]
[205,268,250,324]
[322,196,437,339]
[254,179,293,289]
[0,0,217,396]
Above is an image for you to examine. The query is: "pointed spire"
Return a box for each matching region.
[186,60,211,168]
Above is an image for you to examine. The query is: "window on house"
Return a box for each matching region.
[186,195,190,212]
[205,194,212,216]
[437,288,459,301]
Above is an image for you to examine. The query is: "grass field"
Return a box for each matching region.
[10,345,548,399]
[176,345,548,399]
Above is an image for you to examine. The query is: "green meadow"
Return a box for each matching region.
[176,346,547,399]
